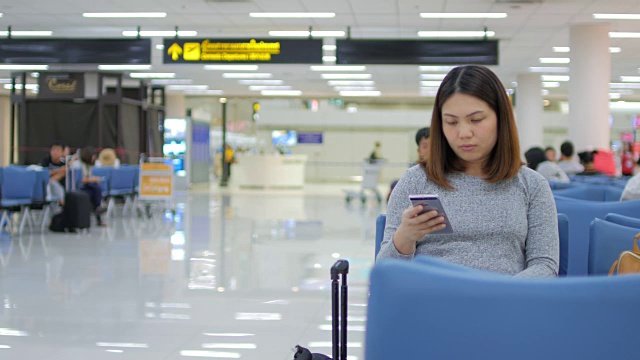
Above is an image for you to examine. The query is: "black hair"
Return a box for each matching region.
[524,147,547,170]
[415,127,431,146]
[578,150,596,165]
[51,141,66,149]
[560,141,574,157]
[80,146,96,165]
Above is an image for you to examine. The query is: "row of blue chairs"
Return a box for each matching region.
[366,255,639,359]
[89,165,139,218]
[0,166,51,234]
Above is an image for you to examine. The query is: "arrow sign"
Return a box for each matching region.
[167,43,183,61]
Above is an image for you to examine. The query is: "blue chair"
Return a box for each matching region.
[91,167,113,198]
[604,213,640,229]
[553,185,623,202]
[589,218,640,275]
[548,181,582,190]
[365,259,640,360]
[29,169,52,233]
[555,197,640,275]
[104,167,137,217]
[0,167,36,235]
[375,213,569,276]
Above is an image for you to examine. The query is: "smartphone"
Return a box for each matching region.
[409,194,454,234]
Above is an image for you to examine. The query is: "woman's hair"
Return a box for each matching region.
[578,150,596,165]
[80,146,96,165]
[524,147,547,171]
[423,65,523,189]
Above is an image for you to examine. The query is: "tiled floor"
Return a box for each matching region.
[0,182,387,359]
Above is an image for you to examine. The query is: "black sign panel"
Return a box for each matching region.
[38,72,84,99]
[0,39,151,64]
[163,38,323,64]
[336,40,498,65]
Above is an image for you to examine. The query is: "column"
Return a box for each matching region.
[515,73,544,154]
[568,24,611,151]
[165,94,186,118]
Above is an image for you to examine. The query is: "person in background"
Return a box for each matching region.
[621,142,634,176]
[387,127,431,202]
[524,146,570,183]
[95,148,120,168]
[545,146,557,162]
[77,147,106,226]
[557,141,584,175]
[369,141,383,163]
[576,150,602,176]
[380,65,558,277]
[40,141,67,202]
[224,145,236,179]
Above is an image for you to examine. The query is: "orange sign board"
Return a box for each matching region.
[141,163,172,171]
[140,175,173,197]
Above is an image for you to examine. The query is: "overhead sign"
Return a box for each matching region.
[297,132,323,144]
[0,39,151,64]
[37,72,84,99]
[163,38,323,64]
[336,39,499,65]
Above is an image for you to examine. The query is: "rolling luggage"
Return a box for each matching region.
[293,260,349,360]
[64,190,91,230]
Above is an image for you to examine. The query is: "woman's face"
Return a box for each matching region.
[441,93,498,174]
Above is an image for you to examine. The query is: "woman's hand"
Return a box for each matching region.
[393,205,446,255]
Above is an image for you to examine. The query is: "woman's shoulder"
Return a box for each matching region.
[516,165,551,192]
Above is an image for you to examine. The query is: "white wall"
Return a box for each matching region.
[0,96,10,165]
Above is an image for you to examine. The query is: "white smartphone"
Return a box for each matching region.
[409,194,454,234]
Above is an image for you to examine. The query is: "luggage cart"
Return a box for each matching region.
[344,159,384,205]
[135,156,177,221]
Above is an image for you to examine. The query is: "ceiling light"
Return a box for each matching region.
[553,46,620,53]
[238,79,284,85]
[311,65,366,71]
[248,85,293,91]
[420,74,446,80]
[122,30,197,37]
[417,31,495,38]
[541,89,550,96]
[419,65,456,72]
[612,89,634,95]
[334,86,377,91]
[327,80,375,86]
[610,47,622,53]
[420,81,442,87]
[184,90,224,95]
[419,13,507,19]
[130,73,175,78]
[204,65,259,71]
[594,13,640,20]
[542,82,560,88]
[150,79,193,85]
[529,67,569,73]
[4,84,39,90]
[0,65,49,70]
[610,32,640,38]
[269,31,345,37]
[166,85,208,90]
[539,58,570,64]
[323,45,337,51]
[609,93,622,99]
[260,90,302,96]
[610,83,640,89]
[0,31,52,36]
[321,74,372,79]
[98,64,152,70]
[222,73,272,79]
[339,91,381,97]
[0,79,11,83]
[250,12,335,18]
[180,350,241,358]
[621,76,640,82]
[83,12,167,18]
[201,343,257,349]
[541,75,570,82]
[322,56,337,62]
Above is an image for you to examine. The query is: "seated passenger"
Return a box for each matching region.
[524,146,570,183]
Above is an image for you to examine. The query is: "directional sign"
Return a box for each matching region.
[163,38,322,64]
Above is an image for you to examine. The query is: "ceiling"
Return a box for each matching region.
[2,0,640,101]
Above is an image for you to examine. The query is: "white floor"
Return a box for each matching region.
[0,182,389,360]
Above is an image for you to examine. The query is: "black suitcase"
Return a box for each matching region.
[64,190,91,230]
[294,260,349,360]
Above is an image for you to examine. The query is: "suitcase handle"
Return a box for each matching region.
[331,260,349,279]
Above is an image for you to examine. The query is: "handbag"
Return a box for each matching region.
[609,233,640,275]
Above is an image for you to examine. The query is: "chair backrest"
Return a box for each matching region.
[555,196,640,275]
[604,213,640,229]
[589,218,640,275]
[557,213,569,276]
[366,259,640,360]
[1,167,36,200]
[553,185,623,202]
[31,170,50,201]
[375,214,386,260]
[91,167,113,192]
[110,167,137,191]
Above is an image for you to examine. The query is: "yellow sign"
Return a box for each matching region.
[167,43,183,61]
[183,42,201,61]
[141,163,172,171]
[140,175,173,197]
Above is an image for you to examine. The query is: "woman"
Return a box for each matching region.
[77,147,106,226]
[379,65,559,277]
[524,146,570,183]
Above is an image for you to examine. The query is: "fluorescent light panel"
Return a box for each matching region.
[123,30,197,37]
[98,64,151,70]
[529,67,569,73]
[542,82,560,88]
[166,85,208,90]
[250,12,335,18]
[321,74,372,79]
[334,86,377,91]
[184,90,224,95]
[610,32,640,38]
[0,65,49,70]
[621,76,640,82]
[420,74,446,80]
[418,31,495,38]
[222,73,272,79]
[83,12,166,18]
[420,13,507,19]
[0,31,52,36]
[541,75,570,82]
[260,90,302,96]
[339,91,381,97]
[130,73,175,78]
[4,84,38,90]
[151,79,193,85]
[553,46,620,53]
[96,342,149,348]
[248,85,292,91]
[327,80,375,86]
[323,45,337,51]
[609,93,622,99]
[419,65,455,72]
[610,82,640,89]
[311,65,366,71]
[204,65,259,71]
[269,31,345,37]
[238,79,284,85]
[420,81,442,86]
[541,89,550,96]
[323,56,337,62]
[594,13,640,20]
[539,57,570,64]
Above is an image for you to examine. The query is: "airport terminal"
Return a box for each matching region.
[0,1,639,359]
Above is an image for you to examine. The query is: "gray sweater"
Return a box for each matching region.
[379,165,559,277]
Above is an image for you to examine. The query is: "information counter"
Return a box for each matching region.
[234,154,307,188]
